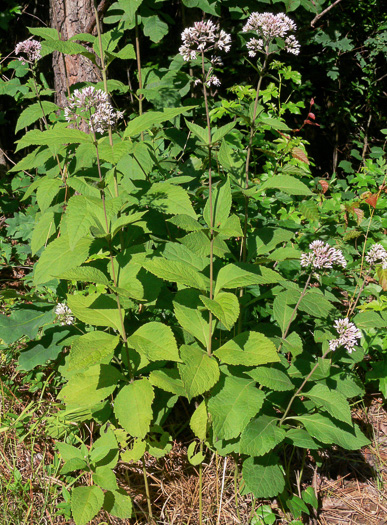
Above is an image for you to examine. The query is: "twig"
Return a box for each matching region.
[311,0,343,27]
[85,0,111,34]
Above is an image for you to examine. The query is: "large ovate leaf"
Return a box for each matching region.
[240,415,286,456]
[114,379,154,439]
[173,289,211,348]
[144,258,208,291]
[31,211,56,255]
[214,331,279,367]
[258,175,312,196]
[294,413,370,450]
[149,369,186,397]
[56,266,110,285]
[200,292,239,330]
[71,485,104,525]
[190,401,207,441]
[144,182,197,218]
[67,293,124,335]
[215,263,283,294]
[208,376,265,440]
[103,489,133,519]
[124,106,196,138]
[247,366,294,391]
[273,290,297,336]
[203,178,231,230]
[128,322,180,362]
[15,101,59,133]
[16,126,91,152]
[0,304,55,345]
[143,14,168,42]
[33,234,92,286]
[67,331,119,373]
[178,345,220,400]
[304,383,352,425]
[242,455,285,498]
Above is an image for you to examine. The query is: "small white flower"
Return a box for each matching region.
[243,12,299,56]
[179,20,231,61]
[15,39,41,64]
[300,240,347,270]
[365,243,387,267]
[55,303,74,326]
[329,318,362,353]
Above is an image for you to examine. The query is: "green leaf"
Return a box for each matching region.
[144,182,197,218]
[59,364,122,407]
[259,175,312,196]
[293,414,370,450]
[247,366,294,391]
[31,211,56,255]
[111,211,147,238]
[178,345,220,401]
[144,258,208,291]
[36,177,62,212]
[203,178,231,229]
[33,234,92,286]
[273,290,297,336]
[0,305,55,345]
[93,467,118,491]
[187,441,205,465]
[142,15,168,43]
[353,311,386,329]
[128,322,180,362]
[18,326,73,370]
[208,376,265,440]
[103,489,133,519]
[163,242,208,271]
[56,442,86,462]
[67,331,119,373]
[242,454,285,498]
[240,415,286,456]
[285,428,320,450]
[254,227,294,256]
[124,107,196,138]
[121,439,146,463]
[299,200,319,221]
[16,126,91,152]
[56,266,110,285]
[282,332,303,358]
[185,120,208,144]
[190,401,207,441]
[67,293,124,336]
[214,332,279,367]
[167,214,203,232]
[260,116,290,131]
[15,101,59,133]
[200,292,239,330]
[215,263,283,294]
[149,369,186,397]
[71,485,104,525]
[212,121,236,143]
[114,379,154,438]
[218,214,243,238]
[173,290,211,348]
[305,383,352,425]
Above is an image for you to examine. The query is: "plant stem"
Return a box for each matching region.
[142,456,153,523]
[241,53,269,263]
[199,441,204,525]
[279,347,331,425]
[202,52,214,357]
[135,13,144,141]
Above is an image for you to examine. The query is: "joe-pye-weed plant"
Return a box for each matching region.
[1,1,387,523]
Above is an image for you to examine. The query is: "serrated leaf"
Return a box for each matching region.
[200,292,239,330]
[128,322,180,362]
[36,177,62,212]
[212,121,236,143]
[190,401,207,441]
[16,126,91,152]
[111,211,147,238]
[273,290,297,336]
[173,289,211,348]
[71,485,104,525]
[254,227,294,256]
[208,376,265,440]
[214,331,279,367]
[299,200,319,220]
[67,331,119,373]
[144,182,197,218]
[285,428,320,449]
[167,214,203,232]
[242,454,285,498]
[260,116,290,131]
[259,175,312,196]
[305,383,352,425]
[144,258,208,291]
[149,369,186,397]
[114,379,154,438]
[142,14,168,42]
[33,234,92,286]
[121,439,146,463]
[93,467,118,491]
[294,413,370,450]
[203,178,231,230]
[178,345,219,401]
[124,107,196,138]
[15,101,59,133]
[56,266,110,285]
[31,211,55,255]
[247,366,294,391]
[67,293,124,335]
[103,489,133,519]
[215,263,283,294]
[60,364,122,407]
[185,120,208,144]
[163,242,208,271]
[240,415,286,456]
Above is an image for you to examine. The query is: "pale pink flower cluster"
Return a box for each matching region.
[55,303,74,326]
[329,318,362,353]
[179,20,231,61]
[15,39,42,65]
[365,244,387,269]
[242,12,300,56]
[300,240,347,270]
[64,86,123,134]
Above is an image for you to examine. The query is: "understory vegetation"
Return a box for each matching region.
[0,0,386,523]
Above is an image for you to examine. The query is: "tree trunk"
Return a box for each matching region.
[49,0,102,108]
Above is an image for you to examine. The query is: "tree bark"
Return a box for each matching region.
[49,0,102,108]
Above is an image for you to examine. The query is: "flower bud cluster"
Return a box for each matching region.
[15,39,42,65]
[64,86,123,134]
[300,240,347,270]
[365,244,387,269]
[242,12,300,56]
[55,303,74,326]
[179,20,231,62]
[329,318,362,353]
